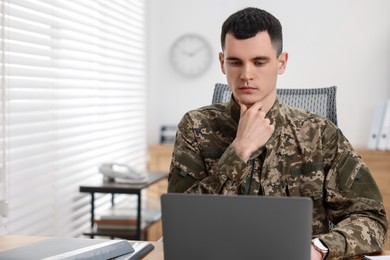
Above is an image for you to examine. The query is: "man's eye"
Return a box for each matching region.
[254,61,266,66]
[228,61,241,66]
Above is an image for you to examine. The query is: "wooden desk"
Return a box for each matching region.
[0,236,390,260]
[1,235,389,259]
[0,235,163,260]
[79,172,168,240]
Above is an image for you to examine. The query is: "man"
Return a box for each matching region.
[167,7,387,260]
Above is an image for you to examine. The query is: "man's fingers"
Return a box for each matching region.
[239,101,263,118]
[249,101,263,112]
[239,103,247,118]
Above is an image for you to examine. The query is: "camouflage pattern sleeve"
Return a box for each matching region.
[315,128,388,259]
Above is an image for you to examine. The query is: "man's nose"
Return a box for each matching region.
[240,64,254,81]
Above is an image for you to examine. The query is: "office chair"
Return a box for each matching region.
[212,83,338,126]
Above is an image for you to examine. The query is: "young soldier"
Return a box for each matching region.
[168,7,387,259]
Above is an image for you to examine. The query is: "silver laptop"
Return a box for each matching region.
[161,193,312,260]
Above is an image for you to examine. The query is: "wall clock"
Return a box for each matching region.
[170,34,213,77]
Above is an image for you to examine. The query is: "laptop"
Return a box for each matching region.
[161,193,312,260]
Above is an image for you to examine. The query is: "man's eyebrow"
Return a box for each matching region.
[252,56,270,61]
[225,56,270,61]
[225,56,241,61]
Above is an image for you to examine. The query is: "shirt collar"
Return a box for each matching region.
[228,94,240,124]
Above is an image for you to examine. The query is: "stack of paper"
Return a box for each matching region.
[0,237,154,260]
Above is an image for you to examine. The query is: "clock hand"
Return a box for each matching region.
[188,45,206,56]
[180,49,195,56]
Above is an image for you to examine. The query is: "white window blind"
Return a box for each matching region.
[0,0,147,237]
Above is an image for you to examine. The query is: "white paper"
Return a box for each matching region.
[364,255,390,259]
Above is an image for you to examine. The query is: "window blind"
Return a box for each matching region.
[0,0,147,237]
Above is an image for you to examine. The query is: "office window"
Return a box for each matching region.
[0,0,146,236]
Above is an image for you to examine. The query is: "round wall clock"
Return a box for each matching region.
[170,34,213,77]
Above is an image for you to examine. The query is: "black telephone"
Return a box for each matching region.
[98,163,147,183]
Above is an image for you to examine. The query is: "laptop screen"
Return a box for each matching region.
[161,193,312,260]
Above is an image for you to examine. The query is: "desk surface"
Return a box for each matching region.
[0,236,163,260]
[79,172,168,193]
[0,235,388,259]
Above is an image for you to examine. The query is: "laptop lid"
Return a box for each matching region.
[161,193,312,260]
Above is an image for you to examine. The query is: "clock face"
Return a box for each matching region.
[170,34,213,77]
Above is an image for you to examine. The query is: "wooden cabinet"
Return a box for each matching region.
[144,144,174,240]
[148,144,174,173]
[147,144,173,201]
[356,148,390,250]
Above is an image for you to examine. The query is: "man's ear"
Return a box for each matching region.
[277,52,288,74]
[219,52,226,74]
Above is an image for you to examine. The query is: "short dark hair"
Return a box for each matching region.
[221,7,283,56]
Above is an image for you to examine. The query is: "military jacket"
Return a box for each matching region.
[168,97,388,259]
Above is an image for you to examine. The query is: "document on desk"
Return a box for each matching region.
[0,237,154,260]
[364,255,390,259]
[115,241,155,260]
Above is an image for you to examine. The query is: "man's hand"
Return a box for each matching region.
[231,102,274,162]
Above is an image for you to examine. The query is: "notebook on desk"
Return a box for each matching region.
[0,237,154,260]
[161,193,313,260]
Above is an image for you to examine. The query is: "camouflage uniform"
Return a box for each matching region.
[168,97,388,259]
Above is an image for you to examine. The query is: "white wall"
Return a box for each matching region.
[147,0,390,148]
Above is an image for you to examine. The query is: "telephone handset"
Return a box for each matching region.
[98,163,147,183]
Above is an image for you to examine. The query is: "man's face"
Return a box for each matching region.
[219,32,288,110]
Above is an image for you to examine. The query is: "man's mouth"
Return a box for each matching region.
[239,86,256,94]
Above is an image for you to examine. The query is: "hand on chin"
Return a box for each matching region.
[235,95,258,109]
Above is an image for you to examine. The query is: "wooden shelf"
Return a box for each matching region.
[83,219,162,241]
